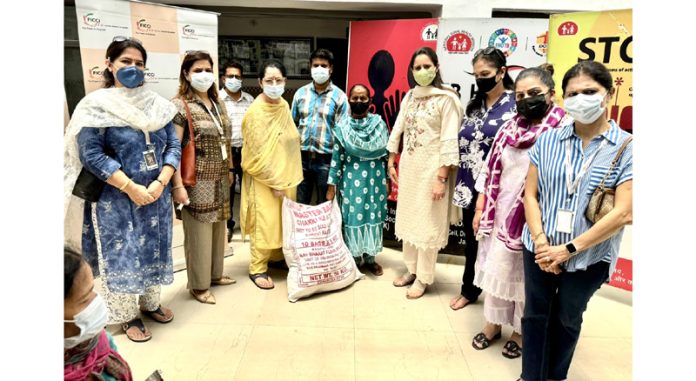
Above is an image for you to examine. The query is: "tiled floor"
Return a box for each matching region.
[109,224,632,381]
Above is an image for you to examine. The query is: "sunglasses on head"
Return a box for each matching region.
[112,35,142,45]
[185,50,211,56]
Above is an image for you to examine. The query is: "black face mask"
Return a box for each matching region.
[516,94,550,120]
[349,101,370,116]
[475,74,499,94]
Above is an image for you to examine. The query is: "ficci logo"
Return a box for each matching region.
[182,24,195,36]
[83,13,100,27]
[88,66,103,79]
[144,68,156,78]
[137,19,152,31]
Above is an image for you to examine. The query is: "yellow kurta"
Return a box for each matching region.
[240,97,303,273]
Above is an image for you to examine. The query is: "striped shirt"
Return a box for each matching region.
[522,119,633,275]
[291,82,349,154]
[219,89,254,147]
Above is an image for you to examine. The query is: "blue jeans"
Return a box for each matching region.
[521,247,609,381]
[297,151,331,205]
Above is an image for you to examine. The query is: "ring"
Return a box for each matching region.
[546,256,551,262]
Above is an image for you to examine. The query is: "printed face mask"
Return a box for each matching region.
[64,294,108,349]
[413,67,437,87]
[564,92,607,124]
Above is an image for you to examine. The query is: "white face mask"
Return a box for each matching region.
[190,71,215,92]
[564,92,607,124]
[264,84,285,100]
[311,67,330,84]
[64,294,108,349]
[225,77,242,93]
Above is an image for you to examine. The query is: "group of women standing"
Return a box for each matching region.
[64,36,632,380]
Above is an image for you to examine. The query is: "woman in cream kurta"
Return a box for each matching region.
[240,67,303,289]
[388,48,463,299]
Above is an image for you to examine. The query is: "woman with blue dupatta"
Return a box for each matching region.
[326,84,389,276]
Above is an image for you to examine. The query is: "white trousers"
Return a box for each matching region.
[403,242,439,285]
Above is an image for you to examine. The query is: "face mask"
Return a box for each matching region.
[349,101,370,116]
[190,71,215,92]
[413,68,437,87]
[564,92,607,124]
[311,67,331,84]
[263,84,285,100]
[225,77,242,93]
[516,94,550,120]
[115,66,145,89]
[64,294,108,349]
[475,73,500,94]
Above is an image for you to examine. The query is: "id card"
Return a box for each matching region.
[143,149,158,170]
[556,209,575,234]
[220,143,228,161]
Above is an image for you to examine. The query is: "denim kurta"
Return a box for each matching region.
[78,122,181,294]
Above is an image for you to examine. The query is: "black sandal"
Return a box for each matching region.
[502,340,522,359]
[122,318,152,343]
[140,305,174,324]
[472,331,502,350]
[249,273,274,290]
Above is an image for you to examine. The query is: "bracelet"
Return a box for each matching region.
[155,179,165,187]
[119,179,131,192]
[172,185,184,190]
[533,231,545,241]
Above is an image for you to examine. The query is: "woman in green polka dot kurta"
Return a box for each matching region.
[327,85,388,275]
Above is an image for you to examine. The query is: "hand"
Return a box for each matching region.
[326,185,336,201]
[172,187,190,205]
[125,183,155,207]
[228,172,234,186]
[539,262,562,274]
[472,209,482,235]
[535,244,572,268]
[388,166,398,185]
[534,234,550,253]
[273,189,285,198]
[147,181,164,201]
[432,179,446,201]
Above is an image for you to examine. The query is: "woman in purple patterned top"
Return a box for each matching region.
[450,47,517,311]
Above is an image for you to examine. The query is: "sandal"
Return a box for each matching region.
[122,318,152,343]
[472,331,502,350]
[502,340,523,359]
[140,305,174,323]
[449,295,473,311]
[365,262,384,276]
[211,275,237,286]
[249,273,274,290]
[393,273,416,287]
[406,279,427,299]
[190,289,216,304]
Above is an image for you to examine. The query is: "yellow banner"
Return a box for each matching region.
[548,9,632,132]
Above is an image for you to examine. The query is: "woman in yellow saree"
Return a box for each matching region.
[241,59,303,289]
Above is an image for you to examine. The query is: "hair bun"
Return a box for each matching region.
[538,63,554,76]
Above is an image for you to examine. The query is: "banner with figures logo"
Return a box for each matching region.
[75,0,219,99]
[436,18,549,104]
[548,9,633,292]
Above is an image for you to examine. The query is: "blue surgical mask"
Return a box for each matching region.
[225,77,243,93]
[264,84,285,100]
[116,66,145,89]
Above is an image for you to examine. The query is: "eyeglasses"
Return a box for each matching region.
[474,47,505,61]
[112,36,142,44]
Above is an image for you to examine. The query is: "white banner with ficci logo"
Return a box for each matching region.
[436,18,549,104]
[75,0,218,99]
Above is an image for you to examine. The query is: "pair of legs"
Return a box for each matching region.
[297,152,331,205]
[227,146,243,242]
[249,245,285,289]
[473,293,524,358]
[182,209,235,305]
[450,204,483,310]
[520,248,609,381]
[393,242,438,299]
[100,284,172,343]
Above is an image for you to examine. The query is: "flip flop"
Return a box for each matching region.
[140,305,174,323]
[249,273,274,290]
[502,340,523,359]
[472,331,502,350]
[122,318,152,343]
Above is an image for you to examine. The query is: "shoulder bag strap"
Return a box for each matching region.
[597,136,633,189]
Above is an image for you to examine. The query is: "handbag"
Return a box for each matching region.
[71,146,115,202]
[180,99,197,187]
[585,136,633,223]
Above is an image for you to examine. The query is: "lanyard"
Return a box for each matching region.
[202,101,226,139]
[564,138,608,198]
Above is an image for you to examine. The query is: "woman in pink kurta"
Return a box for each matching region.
[470,65,566,359]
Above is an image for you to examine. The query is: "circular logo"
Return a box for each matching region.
[421,24,438,41]
[182,24,195,36]
[532,31,548,57]
[488,28,518,57]
[444,30,475,54]
[88,66,103,80]
[557,21,579,36]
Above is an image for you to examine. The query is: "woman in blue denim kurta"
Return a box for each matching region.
[65,38,180,343]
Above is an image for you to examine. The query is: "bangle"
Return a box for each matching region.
[119,179,131,192]
[155,179,165,187]
[172,185,184,190]
[533,231,545,241]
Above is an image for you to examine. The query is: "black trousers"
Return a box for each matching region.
[227,146,243,230]
[520,247,609,381]
[459,193,482,301]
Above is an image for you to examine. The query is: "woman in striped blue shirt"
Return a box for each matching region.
[519,61,633,381]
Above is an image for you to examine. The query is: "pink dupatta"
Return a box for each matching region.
[64,330,133,381]
[477,105,566,250]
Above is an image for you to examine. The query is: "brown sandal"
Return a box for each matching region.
[190,289,216,304]
[122,318,152,343]
[211,275,237,286]
[140,305,174,323]
[365,262,384,276]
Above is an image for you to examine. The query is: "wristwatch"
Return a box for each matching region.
[565,242,577,255]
